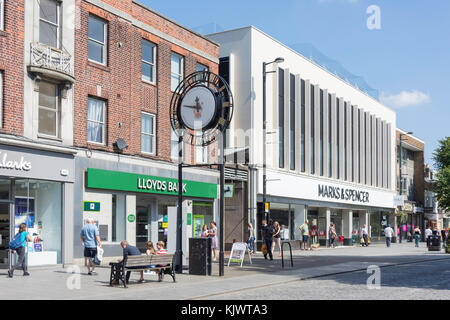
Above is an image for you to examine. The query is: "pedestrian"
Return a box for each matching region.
[280,224,290,240]
[145,241,156,255]
[425,226,432,247]
[261,219,274,260]
[8,223,32,278]
[414,226,421,247]
[247,222,255,254]
[361,224,369,247]
[329,223,337,248]
[121,240,144,283]
[299,220,309,251]
[80,218,102,275]
[384,224,394,247]
[200,224,209,238]
[442,228,448,249]
[272,221,282,257]
[207,221,218,261]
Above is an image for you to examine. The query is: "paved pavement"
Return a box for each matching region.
[0,242,448,300]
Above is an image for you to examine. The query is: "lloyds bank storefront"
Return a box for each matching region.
[73,150,219,264]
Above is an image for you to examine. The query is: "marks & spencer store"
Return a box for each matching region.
[73,151,219,264]
[0,142,75,269]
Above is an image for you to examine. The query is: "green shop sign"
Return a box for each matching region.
[86,168,217,199]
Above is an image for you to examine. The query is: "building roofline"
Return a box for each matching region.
[396,128,425,144]
[208,26,394,115]
[133,1,219,47]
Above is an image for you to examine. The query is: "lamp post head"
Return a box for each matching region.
[274,57,285,64]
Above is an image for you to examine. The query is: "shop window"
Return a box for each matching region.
[87,97,106,144]
[171,52,183,91]
[38,81,60,138]
[39,0,60,48]
[142,39,156,83]
[88,15,107,65]
[14,179,62,265]
[141,112,155,155]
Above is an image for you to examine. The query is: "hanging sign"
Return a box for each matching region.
[227,242,252,267]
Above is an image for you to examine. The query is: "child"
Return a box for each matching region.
[156,241,168,255]
[145,241,156,274]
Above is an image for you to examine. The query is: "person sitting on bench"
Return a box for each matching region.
[112,240,144,284]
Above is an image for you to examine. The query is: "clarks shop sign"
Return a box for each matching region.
[318,184,370,204]
[0,152,32,171]
[87,168,217,199]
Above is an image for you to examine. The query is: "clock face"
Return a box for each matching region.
[180,87,217,131]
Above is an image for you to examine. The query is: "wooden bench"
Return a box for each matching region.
[109,254,176,288]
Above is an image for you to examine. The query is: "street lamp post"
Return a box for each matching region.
[398,131,413,243]
[263,57,284,223]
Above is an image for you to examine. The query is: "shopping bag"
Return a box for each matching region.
[261,244,268,255]
[93,246,104,265]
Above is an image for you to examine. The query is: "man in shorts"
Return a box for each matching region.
[80,218,102,275]
[299,220,309,251]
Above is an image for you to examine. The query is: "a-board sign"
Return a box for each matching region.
[227,242,252,267]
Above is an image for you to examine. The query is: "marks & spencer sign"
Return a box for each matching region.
[86,168,217,199]
[318,184,370,204]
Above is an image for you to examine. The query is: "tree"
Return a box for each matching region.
[433,137,450,212]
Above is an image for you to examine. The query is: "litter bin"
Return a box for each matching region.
[428,235,441,252]
[189,238,212,275]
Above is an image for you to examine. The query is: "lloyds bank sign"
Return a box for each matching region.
[86,168,217,199]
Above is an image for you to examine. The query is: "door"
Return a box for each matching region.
[0,202,12,269]
[136,205,150,252]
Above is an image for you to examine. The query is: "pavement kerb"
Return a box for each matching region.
[187,256,450,300]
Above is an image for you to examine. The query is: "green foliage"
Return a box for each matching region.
[433,137,450,212]
[396,210,408,223]
[433,137,450,170]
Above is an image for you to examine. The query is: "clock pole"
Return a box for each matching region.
[175,134,183,273]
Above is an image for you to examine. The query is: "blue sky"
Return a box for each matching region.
[142,0,449,166]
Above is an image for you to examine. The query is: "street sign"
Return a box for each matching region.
[265,202,270,213]
[83,201,100,212]
[227,242,252,267]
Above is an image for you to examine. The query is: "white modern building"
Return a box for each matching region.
[209,26,398,246]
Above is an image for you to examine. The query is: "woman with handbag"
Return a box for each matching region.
[329,224,337,248]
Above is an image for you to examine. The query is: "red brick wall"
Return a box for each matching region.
[0,0,24,135]
[74,1,219,164]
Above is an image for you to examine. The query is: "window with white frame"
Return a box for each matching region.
[171,52,183,91]
[171,128,179,160]
[39,0,60,48]
[142,39,156,83]
[195,146,208,164]
[87,97,106,144]
[0,0,4,31]
[141,112,155,154]
[38,81,60,137]
[88,15,107,65]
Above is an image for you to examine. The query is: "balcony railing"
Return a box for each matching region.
[29,42,74,80]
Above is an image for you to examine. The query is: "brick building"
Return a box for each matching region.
[396,129,425,241]
[0,0,224,268]
[72,0,222,265]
